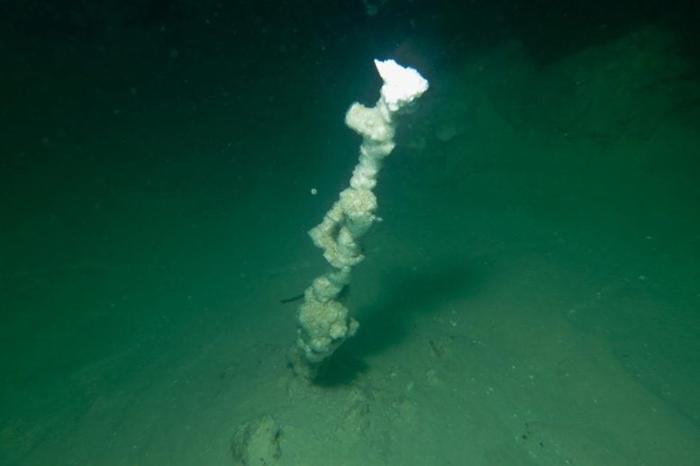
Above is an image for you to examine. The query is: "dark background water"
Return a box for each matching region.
[2,0,699,159]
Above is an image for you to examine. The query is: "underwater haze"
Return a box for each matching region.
[1,1,699,465]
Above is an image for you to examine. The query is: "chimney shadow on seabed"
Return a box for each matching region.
[310,257,487,387]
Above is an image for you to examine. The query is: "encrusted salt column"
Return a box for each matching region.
[295,59,429,374]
